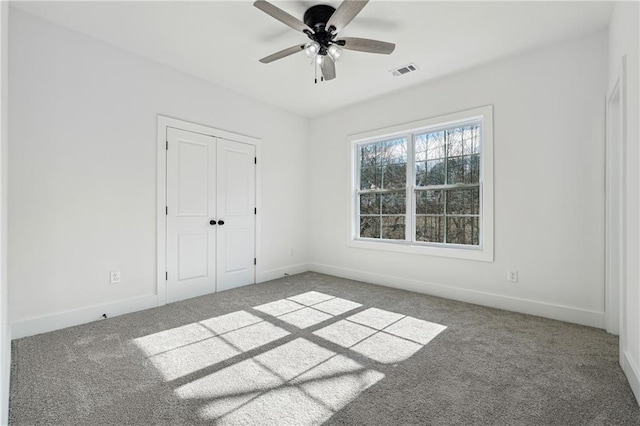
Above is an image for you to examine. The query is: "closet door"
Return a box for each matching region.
[166,128,217,303]
[166,128,256,303]
[216,139,256,291]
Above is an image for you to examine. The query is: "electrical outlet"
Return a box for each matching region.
[507,270,518,283]
[110,271,121,284]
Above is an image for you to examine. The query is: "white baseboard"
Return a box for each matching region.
[11,294,158,339]
[11,262,312,340]
[258,263,310,283]
[622,350,640,405]
[10,263,607,339]
[309,262,605,329]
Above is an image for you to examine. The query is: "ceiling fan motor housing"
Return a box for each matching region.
[303,4,337,53]
[303,5,336,30]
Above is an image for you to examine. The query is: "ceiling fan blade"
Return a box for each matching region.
[326,0,369,33]
[320,55,336,81]
[254,0,311,33]
[259,44,305,63]
[339,37,395,54]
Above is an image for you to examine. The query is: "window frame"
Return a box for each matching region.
[348,105,494,262]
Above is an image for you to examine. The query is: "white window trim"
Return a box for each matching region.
[347,105,494,262]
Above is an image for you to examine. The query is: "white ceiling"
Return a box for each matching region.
[11,1,614,118]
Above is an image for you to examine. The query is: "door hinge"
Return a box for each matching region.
[254,157,257,164]
[165,271,168,281]
[166,140,168,150]
[254,207,257,214]
[254,258,256,265]
[166,206,168,215]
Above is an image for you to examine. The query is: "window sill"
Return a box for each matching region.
[347,238,494,262]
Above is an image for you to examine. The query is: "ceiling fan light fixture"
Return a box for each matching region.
[304,41,320,58]
[327,45,343,62]
[315,54,324,65]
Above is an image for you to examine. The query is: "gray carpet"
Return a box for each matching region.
[9,272,640,425]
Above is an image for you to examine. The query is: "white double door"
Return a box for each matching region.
[166,127,256,303]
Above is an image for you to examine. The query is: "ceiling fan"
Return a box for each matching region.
[254,0,395,82]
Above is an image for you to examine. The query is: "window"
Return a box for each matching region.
[414,124,480,245]
[350,106,493,261]
[359,137,408,240]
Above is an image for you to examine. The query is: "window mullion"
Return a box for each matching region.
[407,133,415,242]
[355,144,361,239]
[378,188,383,239]
[443,130,448,244]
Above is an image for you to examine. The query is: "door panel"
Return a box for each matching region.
[177,141,208,215]
[224,150,253,215]
[167,128,217,303]
[178,233,208,280]
[217,139,256,291]
[223,229,252,272]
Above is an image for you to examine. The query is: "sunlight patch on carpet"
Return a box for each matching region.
[348,307,405,330]
[220,321,289,352]
[313,320,377,347]
[133,322,214,357]
[146,335,240,381]
[253,299,306,317]
[287,291,335,306]
[278,307,333,329]
[293,355,385,412]
[187,338,384,424]
[313,307,447,364]
[211,386,333,425]
[133,311,289,380]
[312,297,363,315]
[133,291,446,424]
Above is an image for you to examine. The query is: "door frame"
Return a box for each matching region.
[156,115,262,306]
[605,78,623,335]
[604,55,627,338]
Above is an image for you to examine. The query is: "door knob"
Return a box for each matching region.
[209,220,217,225]
[218,220,225,225]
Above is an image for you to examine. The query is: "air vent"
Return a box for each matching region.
[390,63,419,77]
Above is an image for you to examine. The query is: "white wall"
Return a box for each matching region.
[309,31,608,328]
[8,8,309,332]
[609,1,640,405]
[0,2,11,422]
